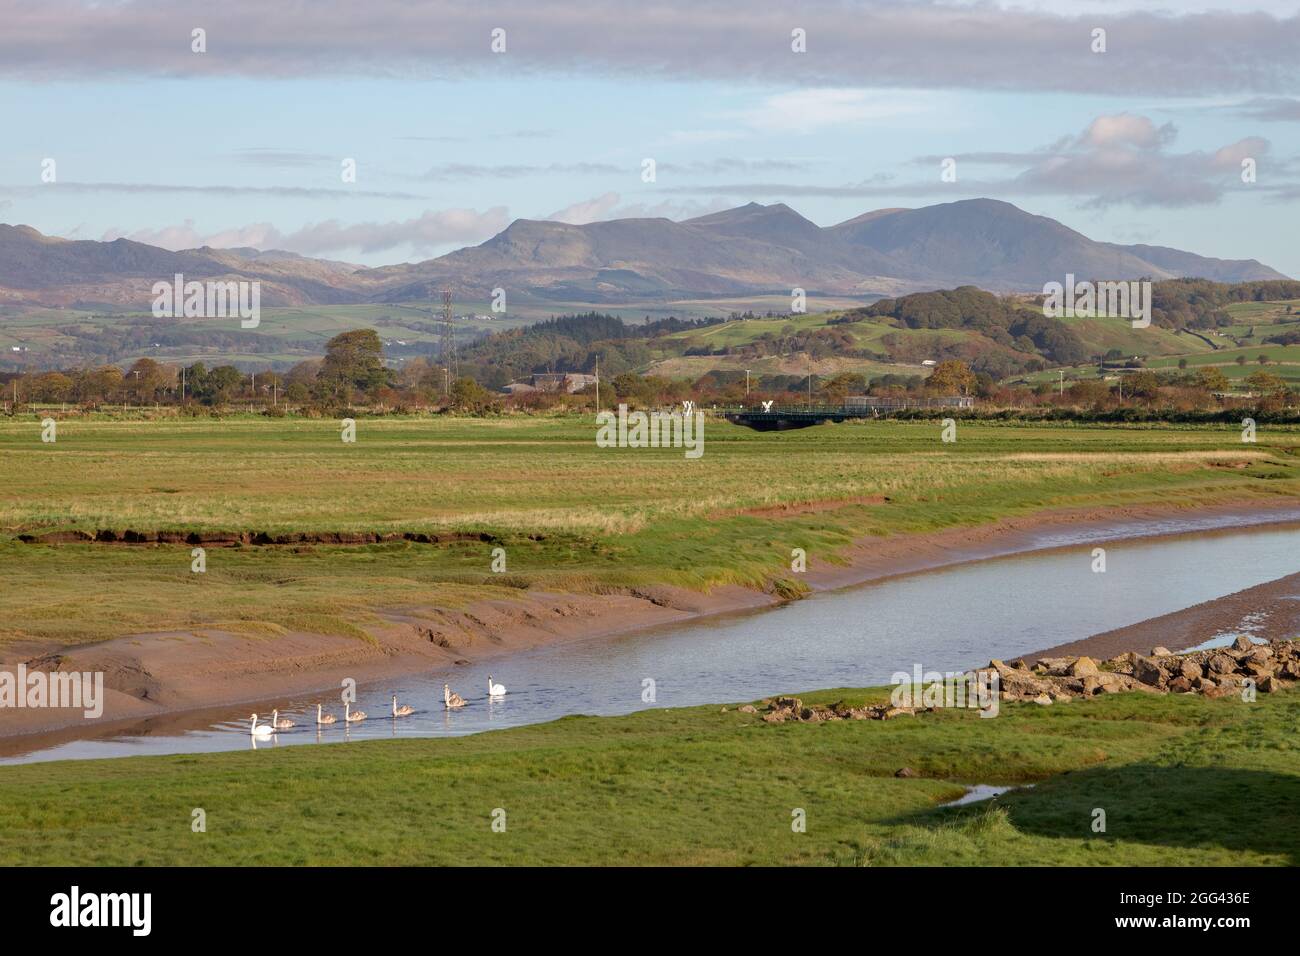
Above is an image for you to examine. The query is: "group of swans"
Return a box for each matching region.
[251,676,507,734]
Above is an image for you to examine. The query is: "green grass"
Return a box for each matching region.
[2,415,1298,646]
[0,685,1294,866]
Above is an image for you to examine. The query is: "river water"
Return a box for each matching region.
[4,511,1300,764]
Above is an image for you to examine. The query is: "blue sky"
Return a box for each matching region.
[2,1,1299,274]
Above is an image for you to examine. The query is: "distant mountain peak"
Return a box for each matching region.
[0,199,1288,311]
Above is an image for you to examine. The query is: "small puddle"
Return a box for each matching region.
[941,783,1033,807]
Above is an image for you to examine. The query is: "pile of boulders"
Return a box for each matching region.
[729,696,915,724]
[981,636,1298,704]
[734,637,1297,723]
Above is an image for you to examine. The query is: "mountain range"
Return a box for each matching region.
[0,199,1287,311]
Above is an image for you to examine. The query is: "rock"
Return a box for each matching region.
[1179,659,1204,681]
[720,706,728,712]
[1106,653,1137,676]
[1151,646,1173,657]
[1035,657,1075,677]
[1193,676,1216,690]
[1245,660,1275,678]
[881,707,913,720]
[1248,647,1274,664]
[1032,694,1053,706]
[762,711,790,724]
[999,671,1056,699]
[738,704,757,714]
[1207,653,1237,676]
[894,767,919,778]
[988,659,1024,679]
[1258,675,1279,694]
[1133,656,1166,687]
[1232,635,1255,652]
[1069,656,1100,677]
[773,696,803,711]
[1167,676,1193,693]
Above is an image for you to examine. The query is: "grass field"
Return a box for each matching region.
[2,415,1298,646]
[0,683,1294,865]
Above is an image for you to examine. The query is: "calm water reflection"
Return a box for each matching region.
[6,512,1299,764]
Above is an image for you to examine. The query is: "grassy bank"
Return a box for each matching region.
[1,415,1298,646]
[0,685,1295,866]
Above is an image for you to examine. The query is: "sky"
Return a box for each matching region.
[2,0,1299,274]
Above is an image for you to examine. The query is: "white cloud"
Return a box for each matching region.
[732,89,932,134]
[6,2,1297,95]
[103,207,510,256]
[545,193,729,224]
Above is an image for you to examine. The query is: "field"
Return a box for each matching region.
[0,295,877,371]
[0,682,1295,865]
[2,415,1299,647]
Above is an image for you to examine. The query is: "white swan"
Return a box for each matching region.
[391,695,414,717]
[444,683,467,710]
[344,701,366,723]
[249,713,273,737]
[271,709,295,730]
[316,703,336,725]
[487,675,506,697]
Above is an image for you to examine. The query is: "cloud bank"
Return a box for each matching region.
[5,1,1298,96]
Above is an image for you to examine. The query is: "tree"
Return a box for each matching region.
[77,366,124,403]
[1245,370,1287,395]
[819,372,866,403]
[126,357,167,402]
[31,371,74,403]
[448,377,495,413]
[1126,370,1161,399]
[1196,366,1230,393]
[318,329,390,401]
[925,359,977,395]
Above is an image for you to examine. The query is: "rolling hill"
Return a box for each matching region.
[0,199,1288,312]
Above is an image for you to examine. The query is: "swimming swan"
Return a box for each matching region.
[444,683,467,709]
[271,709,295,730]
[345,701,366,723]
[391,695,414,717]
[487,675,506,697]
[316,703,337,725]
[249,713,273,737]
